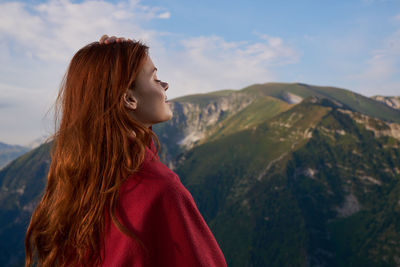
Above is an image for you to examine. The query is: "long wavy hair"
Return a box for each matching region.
[24,40,159,267]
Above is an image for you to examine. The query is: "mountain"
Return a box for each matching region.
[0,141,51,267]
[0,142,30,170]
[371,95,400,110]
[1,82,399,266]
[170,96,400,266]
[154,82,400,168]
[25,135,49,150]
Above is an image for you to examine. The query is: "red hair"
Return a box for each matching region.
[25,40,159,266]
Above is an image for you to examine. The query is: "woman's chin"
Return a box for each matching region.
[165,112,173,121]
[157,113,173,124]
[165,106,173,120]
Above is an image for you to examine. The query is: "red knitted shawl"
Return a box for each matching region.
[98,139,227,266]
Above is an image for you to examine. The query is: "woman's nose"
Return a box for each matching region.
[161,81,169,91]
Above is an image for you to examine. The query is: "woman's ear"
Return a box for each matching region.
[123,90,137,110]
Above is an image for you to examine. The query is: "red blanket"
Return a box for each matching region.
[99,140,227,266]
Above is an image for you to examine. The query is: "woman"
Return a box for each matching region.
[25,35,227,267]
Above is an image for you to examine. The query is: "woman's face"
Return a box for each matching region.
[126,55,172,127]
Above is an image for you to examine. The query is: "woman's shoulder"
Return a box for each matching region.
[119,145,182,203]
[115,146,192,235]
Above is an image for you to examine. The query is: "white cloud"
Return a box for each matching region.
[158,12,171,19]
[0,82,54,145]
[153,34,299,97]
[0,0,298,145]
[346,29,400,96]
[0,0,165,62]
[0,0,166,145]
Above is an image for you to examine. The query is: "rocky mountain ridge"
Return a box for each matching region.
[171,95,400,266]
[154,82,400,168]
[371,95,400,110]
[1,82,400,266]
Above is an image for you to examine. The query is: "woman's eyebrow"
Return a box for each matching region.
[152,67,157,73]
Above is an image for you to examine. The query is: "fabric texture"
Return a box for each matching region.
[99,138,227,267]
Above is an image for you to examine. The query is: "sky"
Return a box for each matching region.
[0,0,399,146]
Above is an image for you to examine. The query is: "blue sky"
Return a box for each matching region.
[144,0,400,93]
[0,0,399,145]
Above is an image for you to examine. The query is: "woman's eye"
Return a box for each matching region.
[155,79,161,83]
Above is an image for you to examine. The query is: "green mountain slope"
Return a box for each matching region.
[0,142,30,170]
[174,96,400,266]
[1,82,399,266]
[0,142,51,267]
[154,83,400,168]
[242,83,400,123]
[206,95,292,142]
